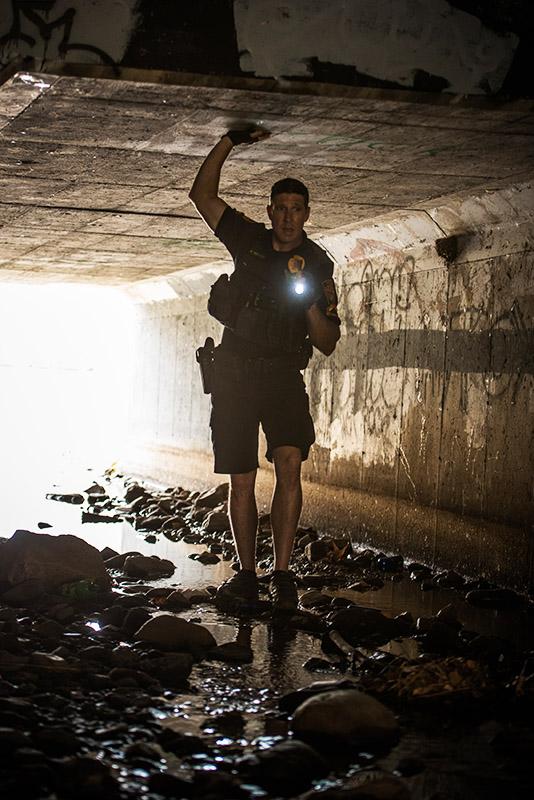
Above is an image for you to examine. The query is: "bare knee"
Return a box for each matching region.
[230,470,257,500]
[273,446,302,489]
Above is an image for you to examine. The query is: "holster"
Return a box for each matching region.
[195,336,215,394]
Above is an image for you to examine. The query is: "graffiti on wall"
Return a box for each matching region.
[309,245,533,495]
[0,0,138,72]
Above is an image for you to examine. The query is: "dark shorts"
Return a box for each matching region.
[210,352,315,474]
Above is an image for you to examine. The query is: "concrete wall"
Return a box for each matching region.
[0,1,527,97]
[234,0,517,94]
[126,182,534,590]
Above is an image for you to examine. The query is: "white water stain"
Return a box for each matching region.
[234,0,518,94]
[0,0,139,67]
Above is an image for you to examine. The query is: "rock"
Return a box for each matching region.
[1,579,48,605]
[435,570,465,589]
[135,614,216,655]
[100,547,119,561]
[121,607,151,637]
[123,555,175,579]
[350,550,376,569]
[436,604,461,628]
[326,606,402,646]
[56,755,118,797]
[124,483,146,504]
[407,562,432,580]
[108,667,158,690]
[305,539,332,562]
[291,689,399,750]
[301,771,410,799]
[84,482,107,494]
[195,771,250,798]
[33,619,65,639]
[279,679,361,714]
[208,641,254,663]
[162,515,188,530]
[0,531,111,593]
[195,483,229,508]
[45,493,84,504]
[30,652,68,669]
[148,772,194,797]
[202,709,245,736]
[156,728,206,756]
[300,589,331,609]
[137,515,168,532]
[465,588,526,610]
[415,618,462,654]
[376,554,404,572]
[238,739,328,794]
[31,726,83,756]
[202,510,230,532]
[181,587,212,604]
[158,589,191,610]
[303,657,339,672]
[195,551,221,565]
[104,551,142,569]
[81,511,121,524]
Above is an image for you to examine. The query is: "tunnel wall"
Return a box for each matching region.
[126,182,534,590]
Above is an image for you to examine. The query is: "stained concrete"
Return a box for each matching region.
[1,70,533,284]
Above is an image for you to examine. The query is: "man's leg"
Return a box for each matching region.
[215,468,259,605]
[229,469,258,571]
[270,445,303,570]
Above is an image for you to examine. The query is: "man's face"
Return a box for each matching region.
[267,192,310,251]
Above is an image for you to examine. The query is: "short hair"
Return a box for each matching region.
[270,177,309,206]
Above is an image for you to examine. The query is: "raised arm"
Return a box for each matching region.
[189,129,270,232]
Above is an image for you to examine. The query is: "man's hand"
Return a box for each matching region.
[225,127,271,146]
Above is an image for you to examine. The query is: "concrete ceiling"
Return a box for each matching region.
[0,70,533,286]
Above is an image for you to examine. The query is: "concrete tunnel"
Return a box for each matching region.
[0,8,533,595]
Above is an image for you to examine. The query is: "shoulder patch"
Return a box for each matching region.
[322,278,339,318]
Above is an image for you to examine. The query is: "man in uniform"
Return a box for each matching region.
[189,128,340,613]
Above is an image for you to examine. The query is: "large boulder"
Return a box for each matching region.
[290,689,399,750]
[135,614,216,656]
[0,530,111,592]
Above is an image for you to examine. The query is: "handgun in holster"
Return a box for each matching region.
[196,336,215,394]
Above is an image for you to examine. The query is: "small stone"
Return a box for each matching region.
[208,641,253,663]
[305,539,332,562]
[123,555,175,579]
[148,772,194,796]
[195,551,221,565]
[202,510,230,532]
[300,589,331,609]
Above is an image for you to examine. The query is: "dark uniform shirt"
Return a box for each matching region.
[214,206,340,358]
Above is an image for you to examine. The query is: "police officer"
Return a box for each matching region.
[189,128,340,613]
